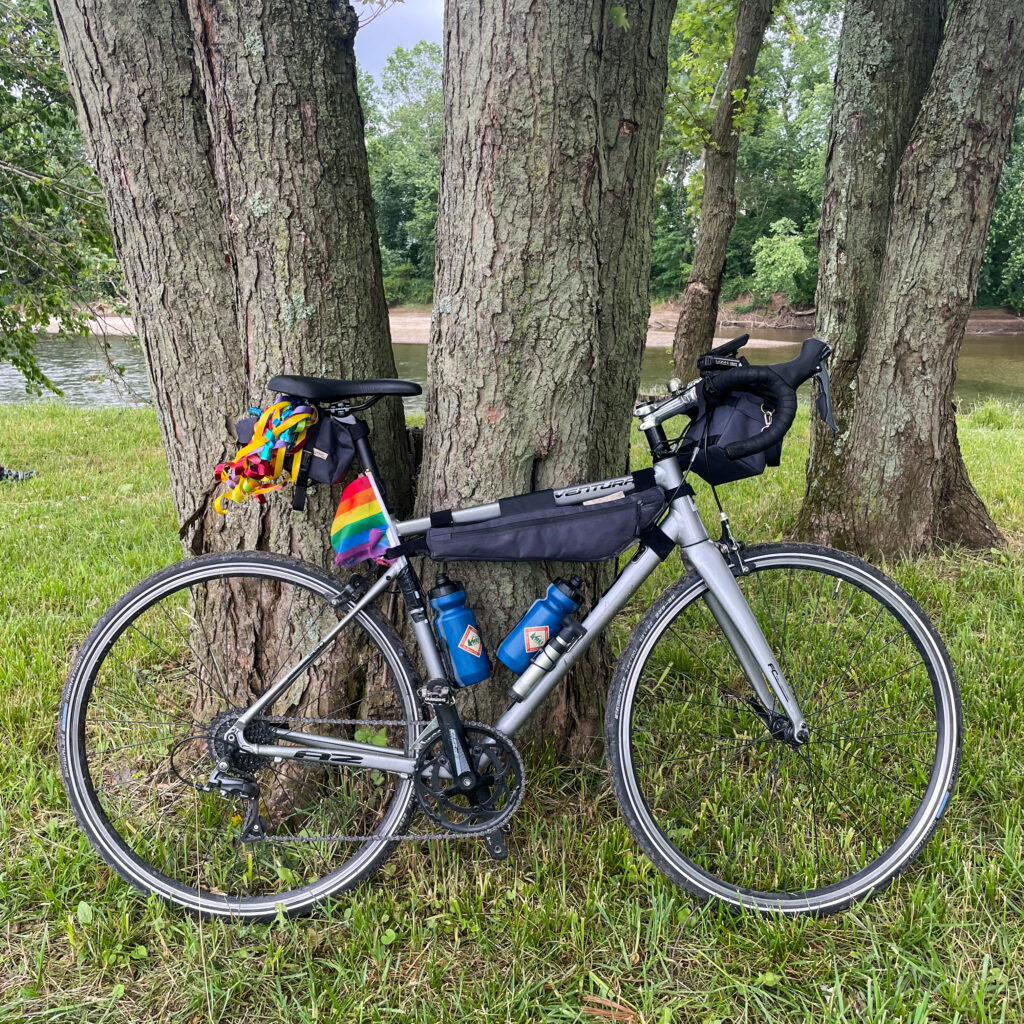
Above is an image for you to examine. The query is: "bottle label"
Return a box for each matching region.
[524,625,549,653]
[458,624,483,657]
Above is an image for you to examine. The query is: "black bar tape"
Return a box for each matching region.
[429,510,454,527]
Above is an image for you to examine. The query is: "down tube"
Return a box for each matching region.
[494,544,666,737]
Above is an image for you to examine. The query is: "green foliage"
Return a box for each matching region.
[751,217,809,304]
[978,102,1024,311]
[0,0,121,393]
[363,42,442,306]
[651,1,837,302]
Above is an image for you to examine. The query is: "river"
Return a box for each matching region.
[2,329,1023,415]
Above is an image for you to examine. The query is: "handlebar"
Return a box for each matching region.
[703,364,799,460]
[634,336,837,462]
[702,337,833,461]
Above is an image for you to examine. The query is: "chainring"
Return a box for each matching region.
[414,722,525,835]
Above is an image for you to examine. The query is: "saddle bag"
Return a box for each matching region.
[423,486,667,563]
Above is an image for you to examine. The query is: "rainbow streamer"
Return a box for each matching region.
[331,474,392,566]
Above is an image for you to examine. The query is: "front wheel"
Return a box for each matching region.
[606,543,961,916]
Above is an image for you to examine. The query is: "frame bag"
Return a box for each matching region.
[424,486,666,563]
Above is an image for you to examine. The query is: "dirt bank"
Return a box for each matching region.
[57,300,1024,345]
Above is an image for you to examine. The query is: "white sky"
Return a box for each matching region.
[354,0,444,78]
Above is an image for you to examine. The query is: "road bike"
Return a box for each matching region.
[58,336,961,919]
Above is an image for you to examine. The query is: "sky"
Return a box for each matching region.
[353,0,444,78]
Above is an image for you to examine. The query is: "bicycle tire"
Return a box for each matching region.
[59,552,422,920]
[605,543,961,916]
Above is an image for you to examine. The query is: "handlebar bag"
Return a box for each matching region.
[425,486,666,563]
[681,391,782,485]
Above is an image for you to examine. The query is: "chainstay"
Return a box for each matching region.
[263,716,431,728]
[253,717,518,844]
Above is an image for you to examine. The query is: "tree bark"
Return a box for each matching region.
[53,0,410,722]
[805,0,1022,556]
[796,0,945,543]
[52,0,410,562]
[417,0,675,755]
[671,0,773,380]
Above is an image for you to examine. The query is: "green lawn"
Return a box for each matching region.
[1,401,1022,1023]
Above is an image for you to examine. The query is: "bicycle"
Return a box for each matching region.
[58,335,961,919]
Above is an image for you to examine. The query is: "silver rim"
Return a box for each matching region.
[613,549,959,914]
[62,556,419,918]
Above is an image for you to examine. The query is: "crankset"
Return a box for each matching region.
[414,722,525,849]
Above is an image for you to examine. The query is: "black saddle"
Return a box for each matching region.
[268,375,421,403]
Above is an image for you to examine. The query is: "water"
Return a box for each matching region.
[3,329,1024,414]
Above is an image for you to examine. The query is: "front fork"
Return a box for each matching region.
[683,537,809,743]
[667,491,808,744]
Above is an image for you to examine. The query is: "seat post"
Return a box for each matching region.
[348,418,386,502]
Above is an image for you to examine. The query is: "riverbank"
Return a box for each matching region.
[649,299,1024,340]
[56,301,1024,346]
[2,401,1023,1022]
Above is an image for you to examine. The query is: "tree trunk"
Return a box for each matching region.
[52,0,410,560]
[807,0,1022,556]
[796,0,945,543]
[53,0,409,721]
[417,0,675,755]
[671,0,773,380]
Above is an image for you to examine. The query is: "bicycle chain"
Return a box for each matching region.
[253,715,490,844]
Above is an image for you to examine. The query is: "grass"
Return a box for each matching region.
[1,400,1023,1022]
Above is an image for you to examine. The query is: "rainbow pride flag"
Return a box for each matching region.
[331,474,392,566]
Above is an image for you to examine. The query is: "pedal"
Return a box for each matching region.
[481,829,510,861]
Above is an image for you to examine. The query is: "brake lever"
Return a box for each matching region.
[814,359,839,435]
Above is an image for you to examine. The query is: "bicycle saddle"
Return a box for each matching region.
[268,375,422,402]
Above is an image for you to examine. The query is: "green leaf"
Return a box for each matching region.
[76,901,93,925]
[610,6,629,30]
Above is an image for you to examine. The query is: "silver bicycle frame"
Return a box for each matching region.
[233,456,807,772]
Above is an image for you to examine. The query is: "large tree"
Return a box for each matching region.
[671,0,774,379]
[53,0,410,561]
[54,0,410,731]
[795,0,946,543]
[814,0,1023,555]
[417,0,675,754]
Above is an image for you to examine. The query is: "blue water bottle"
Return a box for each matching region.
[497,576,585,674]
[428,574,492,687]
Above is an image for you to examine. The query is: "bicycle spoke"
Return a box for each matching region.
[616,552,956,911]
[67,560,420,912]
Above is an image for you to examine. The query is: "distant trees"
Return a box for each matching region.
[363,42,442,306]
[671,0,773,379]
[0,0,118,393]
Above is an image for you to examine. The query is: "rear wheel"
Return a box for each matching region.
[59,552,422,920]
[606,543,961,915]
